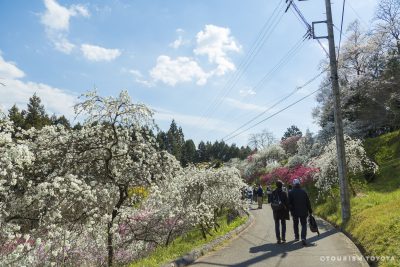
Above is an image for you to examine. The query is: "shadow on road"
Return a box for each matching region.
[191,229,336,267]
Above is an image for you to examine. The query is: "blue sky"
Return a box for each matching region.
[0,0,378,146]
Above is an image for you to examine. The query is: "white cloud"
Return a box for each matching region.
[40,0,90,54]
[41,0,89,31]
[0,53,77,118]
[53,37,75,54]
[169,29,189,49]
[225,98,265,112]
[81,44,121,61]
[239,88,256,97]
[150,55,209,86]
[169,36,185,49]
[129,69,154,87]
[0,54,25,79]
[194,24,241,76]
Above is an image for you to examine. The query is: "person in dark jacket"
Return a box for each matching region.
[271,180,290,244]
[289,178,313,246]
[256,184,263,209]
[253,187,258,203]
[266,186,272,203]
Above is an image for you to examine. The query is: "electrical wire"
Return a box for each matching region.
[222,69,327,141]
[202,37,306,137]
[337,0,346,60]
[287,1,329,57]
[198,0,286,126]
[223,86,323,142]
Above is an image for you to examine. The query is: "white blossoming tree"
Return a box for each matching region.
[0,91,247,266]
[312,135,378,196]
[147,166,246,242]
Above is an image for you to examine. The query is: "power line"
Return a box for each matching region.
[223,85,323,142]
[222,70,326,141]
[204,37,306,136]
[337,0,346,60]
[202,11,285,124]
[286,1,330,57]
[199,0,286,126]
[250,37,305,95]
[347,1,369,29]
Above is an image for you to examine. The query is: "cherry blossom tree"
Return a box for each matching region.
[312,135,378,196]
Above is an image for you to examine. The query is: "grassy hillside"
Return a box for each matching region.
[315,130,400,267]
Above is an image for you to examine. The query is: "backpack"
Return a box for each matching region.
[308,215,320,236]
[271,191,284,211]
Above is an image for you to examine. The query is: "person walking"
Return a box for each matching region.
[266,186,272,203]
[256,184,264,209]
[247,186,253,204]
[253,186,258,203]
[288,184,293,193]
[271,180,290,244]
[289,178,313,246]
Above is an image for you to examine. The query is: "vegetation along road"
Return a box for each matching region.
[193,203,368,267]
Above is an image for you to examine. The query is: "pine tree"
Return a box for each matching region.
[281,125,302,141]
[25,93,51,129]
[156,131,168,151]
[8,104,25,130]
[196,141,207,162]
[181,139,196,166]
[54,115,71,129]
[73,122,83,130]
[166,120,185,162]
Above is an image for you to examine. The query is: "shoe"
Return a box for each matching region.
[294,237,299,241]
[277,240,281,244]
[302,239,307,246]
[281,239,286,243]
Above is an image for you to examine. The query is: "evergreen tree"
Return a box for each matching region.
[156,131,168,151]
[181,139,196,166]
[24,93,51,129]
[8,104,25,130]
[54,115,71,129]
[281,125,302,141]
[166,120,185,162]
[73,122,83,130]
[239,146,252,160]
[196,141,207,162]
[205,141,213,161]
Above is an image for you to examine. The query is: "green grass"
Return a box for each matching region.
[314,130,400,267]
[129,215,248,267]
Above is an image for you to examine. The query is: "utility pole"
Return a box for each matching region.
[287,0,351,223]
[324,0,351,223]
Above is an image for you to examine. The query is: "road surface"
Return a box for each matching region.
[192,203,368,267]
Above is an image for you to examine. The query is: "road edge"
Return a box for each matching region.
[314,215,370,267]
[161,211,255,267]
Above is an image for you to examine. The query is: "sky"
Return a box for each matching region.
[0,0,379,146]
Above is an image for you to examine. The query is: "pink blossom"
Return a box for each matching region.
[261,165,319,185]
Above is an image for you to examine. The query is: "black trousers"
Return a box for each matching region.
[274,218,286,240]
[293,216,307,240]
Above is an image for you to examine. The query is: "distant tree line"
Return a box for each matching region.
[156,120,252,166]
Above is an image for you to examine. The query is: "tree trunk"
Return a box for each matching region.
[107,186,127,267]
[107,221,114,267]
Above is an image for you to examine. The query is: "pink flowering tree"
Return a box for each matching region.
[261,165,318,186]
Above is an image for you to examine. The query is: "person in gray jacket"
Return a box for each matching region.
[288,178,312,246]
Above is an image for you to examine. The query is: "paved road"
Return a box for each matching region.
[192,203,369,267]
